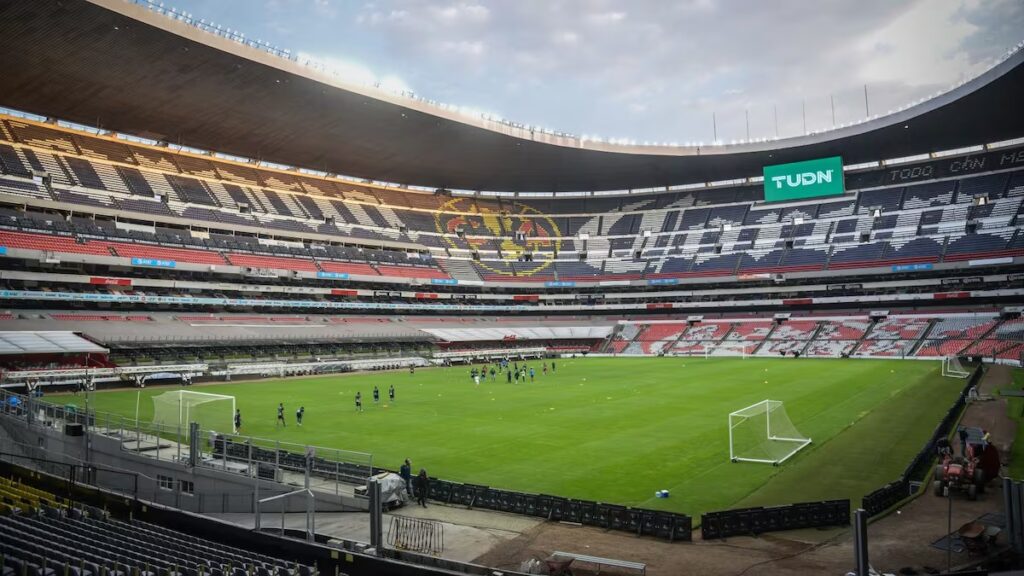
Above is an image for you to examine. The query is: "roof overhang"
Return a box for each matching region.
[0,0,1022,192]
[0,331,108,356]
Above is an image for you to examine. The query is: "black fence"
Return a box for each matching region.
[215,437,694,541]
[427,479,692,541]
[701,499,849,539]
[861,365,981,517]
[213,436,379,484]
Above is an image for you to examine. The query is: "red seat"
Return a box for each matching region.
[227,253,318,272]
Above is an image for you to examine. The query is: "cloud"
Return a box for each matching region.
[175,0,1022,143]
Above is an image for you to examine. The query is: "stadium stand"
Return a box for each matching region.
[0,499,313,576]
[1,117,1024,285]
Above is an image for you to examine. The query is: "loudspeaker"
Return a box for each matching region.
[700,513,720,539]
[567,499,590,524]
[535,495,554,518]
[594,504,613,528]
[478,488,501,510]
[64,423,84,436]
[429,481,453,503]
[621,508,642,533]
[521,494,538,516]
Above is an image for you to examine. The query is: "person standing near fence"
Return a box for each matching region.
[400,459,412,497]
[414,469,429,507]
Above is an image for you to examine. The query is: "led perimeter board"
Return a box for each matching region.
[763,156,845,202]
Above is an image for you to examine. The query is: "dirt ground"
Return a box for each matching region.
[473,366,1017,576]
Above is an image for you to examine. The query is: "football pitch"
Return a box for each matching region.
[54,357,964,516]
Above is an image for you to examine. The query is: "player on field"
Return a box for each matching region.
[490,367,496,381]
[543,363,548,376]
[373,385,380,404]
[234,409,242,433]
[296,406,304,426]
[530,367,535,381]
[507,369,512,383]
[277,403,286,427]
[355,392,363,412]
[389,384,395,402]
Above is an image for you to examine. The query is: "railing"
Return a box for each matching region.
[0,388,375,497]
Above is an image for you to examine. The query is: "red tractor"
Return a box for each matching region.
[933,427,998,500]
[934,445,985,500]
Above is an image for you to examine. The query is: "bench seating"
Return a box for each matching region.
[552,551,646,575]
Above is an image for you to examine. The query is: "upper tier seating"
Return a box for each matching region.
[3,118,1024,285]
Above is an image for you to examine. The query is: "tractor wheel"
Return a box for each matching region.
[973,468,986,493]
[934,465,944,480]
[933,480,944,497]
[968,484,978,501]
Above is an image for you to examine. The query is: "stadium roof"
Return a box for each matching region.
[0,332,108,356]
[1,0,1022,193]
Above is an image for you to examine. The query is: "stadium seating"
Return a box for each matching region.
[854,339,916,357]
[768,321,818,340]
[804,340,857,357]
[0,506,311,576]
[633,322,687,354]
[724,321,774,341]
[2,116,1024,286]
[866,317,931,340]
[816,319,871,340]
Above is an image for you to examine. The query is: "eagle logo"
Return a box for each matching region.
[434,198,562,277]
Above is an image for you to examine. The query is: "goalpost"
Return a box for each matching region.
[941,356,971,379]
[729,400,811,464]
[152,390,235,435]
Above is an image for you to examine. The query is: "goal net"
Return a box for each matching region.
[729,400,811,464]
[152,390,235,435]
[941,356,971,379]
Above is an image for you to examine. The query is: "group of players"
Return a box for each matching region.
[355,383,396,412]
[229,359,560,433]
[469,358,556,385]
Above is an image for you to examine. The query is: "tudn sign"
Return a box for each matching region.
[763,156,845,202]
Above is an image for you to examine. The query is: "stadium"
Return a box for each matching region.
[0,1,1023,575]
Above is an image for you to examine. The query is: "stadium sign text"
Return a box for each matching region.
[316,271,350,280]
[763,156,845,202]
[131,257,175,268]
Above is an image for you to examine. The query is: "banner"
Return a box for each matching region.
[763,156,844,202]
[131,257,175,268]
[891,263,933,272]
[317,271,350,280]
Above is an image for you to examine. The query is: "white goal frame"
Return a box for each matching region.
[941,356,971,379]
[728,399,812,464]
[152,390,236,432]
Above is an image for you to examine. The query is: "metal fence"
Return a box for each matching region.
[0,387,375,496]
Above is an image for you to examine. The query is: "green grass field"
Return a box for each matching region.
[52,357,964,516]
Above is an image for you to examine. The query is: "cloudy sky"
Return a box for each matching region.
[169,0,1022,143]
